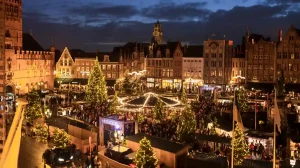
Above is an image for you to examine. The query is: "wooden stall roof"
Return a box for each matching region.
[126,133,188,154]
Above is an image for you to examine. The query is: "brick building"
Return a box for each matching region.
[55,47,123,88]
[245,31,276,84]
[145,41,183,89]
[182,45,204,91]
[203,39,233,86]
[276,26,300,84]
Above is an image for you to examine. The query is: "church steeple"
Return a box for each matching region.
[152,20,163,44]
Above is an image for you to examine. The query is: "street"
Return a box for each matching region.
[18,136,53,168]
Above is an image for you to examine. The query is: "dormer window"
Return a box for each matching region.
[104,55,110,62]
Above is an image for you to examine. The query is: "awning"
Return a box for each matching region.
[55,78,73,84]
[196,134,231,144]
[71,78,88,85]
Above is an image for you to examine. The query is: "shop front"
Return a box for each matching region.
[162,79,173,89]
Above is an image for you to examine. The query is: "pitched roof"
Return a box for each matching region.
[126,133,188,153]
[151,41,181,58]
[22,33,45,51]
[249,33,265,43]
[183,45,203,57]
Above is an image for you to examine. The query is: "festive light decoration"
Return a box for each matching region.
[232,123,249,165]
[117,92,182,112]
[181,86,188,104]
[53,128,70,148]
[153,99,165,123]
[25,90,43,124]
[134,137,158,168]
[236,88,248,113]
[109,92,120,115]
[85,56,108,106]
[33,124,48,143]
[176,104,196,142]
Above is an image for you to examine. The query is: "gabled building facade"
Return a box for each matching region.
[276,26,300,84]
[203,39,233,85]
[145,41,183,89]
[55,47,124,87]
[245,31,276,84]
[182,45,204,92]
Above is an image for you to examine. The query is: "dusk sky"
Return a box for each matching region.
[23,0,300,52]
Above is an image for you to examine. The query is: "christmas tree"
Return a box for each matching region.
[176,104,196,142]
[34,124,49,143]
[134,137,158,168]
[181,86,188,104]
[85,56,108,106]
[236,88,248,113]
[53,129,70,148]
[25,90,43,124]
[121,74,135,95]
[232,123,249,165]
[211,117,219,135]
[109,92,120,115]
[153,99,165,123]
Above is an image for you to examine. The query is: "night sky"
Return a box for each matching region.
[23,0,300,52]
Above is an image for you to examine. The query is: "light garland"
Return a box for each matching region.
[117,92,183,112]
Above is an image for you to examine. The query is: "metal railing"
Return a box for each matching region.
[0,98,28,168]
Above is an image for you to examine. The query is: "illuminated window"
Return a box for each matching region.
[102,65,106,70]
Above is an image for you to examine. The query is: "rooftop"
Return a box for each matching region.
[126,133,188,153]
[22,33,45,51]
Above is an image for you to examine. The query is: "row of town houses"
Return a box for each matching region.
[55,21,300,91]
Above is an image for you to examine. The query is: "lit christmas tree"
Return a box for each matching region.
[121,74,135,95]
[181,86,188,104]
[153,99,165,123]
[236,88,248,113]
[232,123,249,165]
[53,128,70,148]
[85,56,108,107]
[134,137,158,168]
[176,104,196,142]
[25,90,43,124]
[211,117,219,135]
[33,124,49,143]
[109,92,120,115]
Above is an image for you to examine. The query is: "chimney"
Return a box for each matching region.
[279,29,283,42]
[252,39,254,44]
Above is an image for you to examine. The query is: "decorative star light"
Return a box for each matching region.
[117,92,183,112]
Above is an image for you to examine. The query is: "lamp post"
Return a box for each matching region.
[15,84,21,98]
[114,130,124,152]
[45,108,52,140]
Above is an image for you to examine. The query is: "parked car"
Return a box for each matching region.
[43,147,74,166]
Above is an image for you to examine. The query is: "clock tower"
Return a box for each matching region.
[152,20,163,44]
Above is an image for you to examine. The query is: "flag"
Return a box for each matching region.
[233,90,244,131]
[274,90,281,133]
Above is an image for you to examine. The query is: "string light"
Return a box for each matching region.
[117,92,183,112]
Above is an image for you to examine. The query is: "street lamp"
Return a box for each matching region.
[114,130,124,152]
[15,84,21,97]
